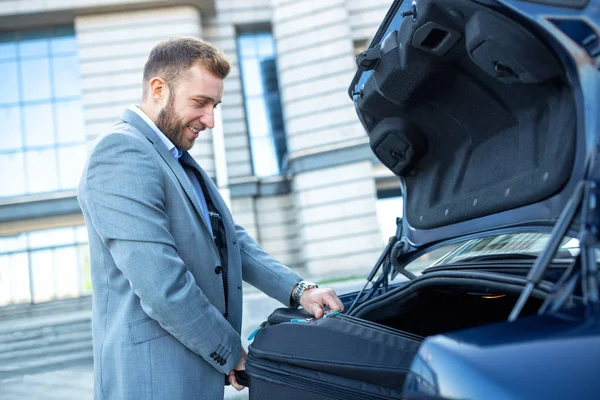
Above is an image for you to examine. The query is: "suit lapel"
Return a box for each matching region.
[120,109,213,235]
[180,152,231,224]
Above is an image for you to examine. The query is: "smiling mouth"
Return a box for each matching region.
[187,125,202,134]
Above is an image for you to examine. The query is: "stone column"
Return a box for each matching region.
[272,0,382,278]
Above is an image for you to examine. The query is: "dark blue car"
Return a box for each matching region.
[347,0,600,398]
[246,0,600,398]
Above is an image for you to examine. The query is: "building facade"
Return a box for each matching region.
[0,0,401,307]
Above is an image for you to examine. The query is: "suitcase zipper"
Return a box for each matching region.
[337,314,423,342]
[320,312,423,342]
[248,321,267,341]
[290,317,314,322]
[290,311,338,322]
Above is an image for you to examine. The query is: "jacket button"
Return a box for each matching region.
[210,352,217,359]
[220,359,227,366]
[214,266,223,274]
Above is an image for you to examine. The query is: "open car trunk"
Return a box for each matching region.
[245,0,584,397]
[350,272,548,338]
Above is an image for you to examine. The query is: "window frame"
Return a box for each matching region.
[236,27,288,178]
[0,225,91,306]
[0,25,85,198]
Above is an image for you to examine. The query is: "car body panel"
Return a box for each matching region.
[404,312,600,399]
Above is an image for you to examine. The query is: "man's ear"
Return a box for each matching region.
[148,77,169,107]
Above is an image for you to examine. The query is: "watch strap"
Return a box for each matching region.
[292,280,318,306]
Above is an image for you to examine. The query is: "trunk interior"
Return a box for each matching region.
[351,277,545,338]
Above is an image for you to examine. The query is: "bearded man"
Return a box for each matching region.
[77,37,343,400]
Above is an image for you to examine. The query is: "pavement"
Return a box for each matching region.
[0,364,93,400]
[0,278,376,400]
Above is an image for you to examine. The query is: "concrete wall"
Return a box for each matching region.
[271,0,384,276]
[347,0,391,41]
[293,161,382,277]
[272,0,365,155]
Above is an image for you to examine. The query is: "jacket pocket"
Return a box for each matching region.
[129,317,170,345]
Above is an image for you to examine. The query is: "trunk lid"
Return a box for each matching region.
[349,0,597,249]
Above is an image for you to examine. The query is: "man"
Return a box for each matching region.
[77,37,343,400]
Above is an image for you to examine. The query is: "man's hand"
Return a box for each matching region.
[299,287,344,319]
[228,347,247,391]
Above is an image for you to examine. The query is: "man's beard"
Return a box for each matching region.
[156,93,195,152]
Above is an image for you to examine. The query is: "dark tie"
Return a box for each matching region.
[179,159,229,318]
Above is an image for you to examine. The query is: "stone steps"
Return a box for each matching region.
[0,296,92,322]
[0,329,91,353]
[0,349,93,379]
[0,299,93,380]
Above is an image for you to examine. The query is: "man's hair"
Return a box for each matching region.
[142,37,231,99]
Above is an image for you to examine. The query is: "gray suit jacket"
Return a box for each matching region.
[77,109,302,400]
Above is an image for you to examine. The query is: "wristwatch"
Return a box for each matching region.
[292,280,319,307]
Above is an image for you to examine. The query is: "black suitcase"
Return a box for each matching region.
[245,308,423,400]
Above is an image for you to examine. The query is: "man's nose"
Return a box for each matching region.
[200,111,215,129]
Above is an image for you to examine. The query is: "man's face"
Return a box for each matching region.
[156,64,224,152]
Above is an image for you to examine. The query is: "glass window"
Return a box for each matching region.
[54,247,79,299]
[23,103,55,147]
[0,60,19,104]
[376,191,403,244]
[52,55,81,98]
[237,35,256,57]
[5,253,31,305]
[0,25,84,198]
[0,256,12,306]
[0,106,23,150]
[28,227,75,249]
[55,100,85,144]
[78,243,92,294]
[0,234,27,253]
[256,35,275,58]
[245,97,270,136]
[31,249,56,303]
[251,136,280,177]
[18,29,49,59]
[0,152,26,197]
[0,31,17,61]
[401,233,585,278]
[51,26,77,54]
[237,30,288,177]
[240,59,263,96]
[58,144,86,189]
[20,58,52,101]
[25,148,58,193]
[75,226,89,242]
[0,225,89,306]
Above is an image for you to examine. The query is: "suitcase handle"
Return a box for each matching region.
[267,307,312,325]
[235,370,250,387]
